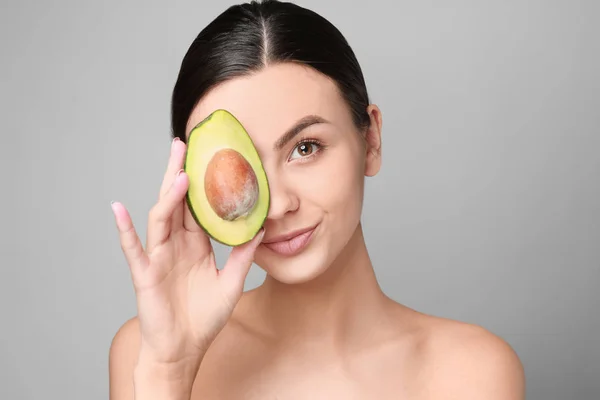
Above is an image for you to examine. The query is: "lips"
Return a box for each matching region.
[261,223,319,256]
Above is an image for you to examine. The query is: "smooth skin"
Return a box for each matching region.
[109,62,525,399]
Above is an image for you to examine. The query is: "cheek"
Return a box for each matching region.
[302,147,364,212]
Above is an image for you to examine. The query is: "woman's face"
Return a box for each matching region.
[186,62,382,284]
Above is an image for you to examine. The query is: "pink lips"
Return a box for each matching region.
[262,224,318,256]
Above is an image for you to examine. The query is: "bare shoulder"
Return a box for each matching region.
[415,312,525,399]
[109,316,141,399]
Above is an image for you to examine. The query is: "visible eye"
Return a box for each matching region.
[289,139,323,161]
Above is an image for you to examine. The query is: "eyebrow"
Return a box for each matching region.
[273,114,329,151]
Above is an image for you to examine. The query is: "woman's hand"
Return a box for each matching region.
[110,137,264,391]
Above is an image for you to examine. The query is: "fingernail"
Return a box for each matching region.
[172,137,180,150]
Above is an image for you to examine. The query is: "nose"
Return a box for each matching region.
[265,171,299,220]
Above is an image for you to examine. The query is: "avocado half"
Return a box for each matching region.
[184,109,270,246]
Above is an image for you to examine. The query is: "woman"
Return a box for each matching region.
[109,1,525,398]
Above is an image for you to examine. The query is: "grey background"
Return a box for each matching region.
[1,0,598,399]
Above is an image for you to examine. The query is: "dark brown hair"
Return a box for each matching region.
[170,0,371,142]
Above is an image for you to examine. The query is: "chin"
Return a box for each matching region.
[261,257,330,285]
[254,222,337,285]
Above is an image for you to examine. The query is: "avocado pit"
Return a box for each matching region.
[204,148,259,221]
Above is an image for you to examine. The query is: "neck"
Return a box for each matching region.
[254,223,394,350]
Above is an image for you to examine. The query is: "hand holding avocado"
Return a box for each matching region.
[110,122,265,395]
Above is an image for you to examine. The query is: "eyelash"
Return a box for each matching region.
[288,137,327,162]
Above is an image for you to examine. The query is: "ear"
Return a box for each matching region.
[364,104,382,177]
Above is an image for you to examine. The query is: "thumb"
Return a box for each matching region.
[218,228,265,298]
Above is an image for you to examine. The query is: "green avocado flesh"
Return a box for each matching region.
[184,109,270,246]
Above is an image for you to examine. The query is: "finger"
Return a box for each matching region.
[159,138,186,200]
[174,141,203,233]
[218,228,266,299]
[164,139,187,232]
[111,201,149,281]
[183,199,204,232]
[146,169,189,252]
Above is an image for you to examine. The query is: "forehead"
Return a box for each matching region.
[185,63,347,141]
